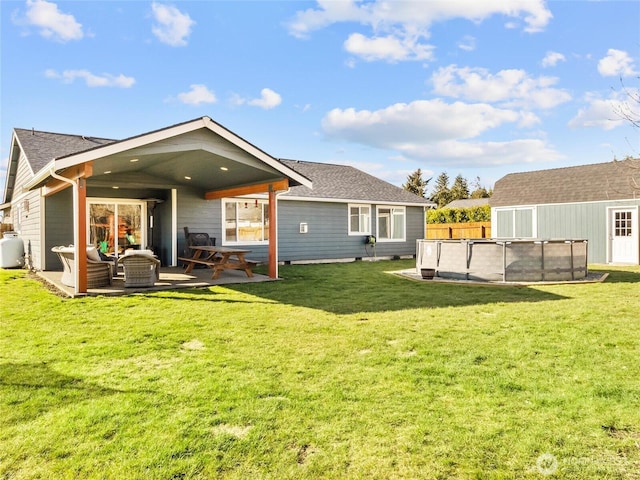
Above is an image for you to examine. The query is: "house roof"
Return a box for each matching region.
[4,117,312,202]
[490,158,640,207]
[13,128,117,174]
[279,159,435,206]
[444,198,490,209]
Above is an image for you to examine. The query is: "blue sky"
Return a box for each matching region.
[1,0,639,197]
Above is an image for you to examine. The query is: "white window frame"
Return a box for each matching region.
[348,204,371,235]
[86,198,147,254]
[222,198,269,245]
[376,205,406,242]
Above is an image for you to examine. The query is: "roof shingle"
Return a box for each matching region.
[490,158,640,207]
[279,159,434,206]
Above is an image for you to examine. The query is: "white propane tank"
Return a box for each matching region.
[0,232,25,268]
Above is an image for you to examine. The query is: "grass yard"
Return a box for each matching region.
[1,260,639,479]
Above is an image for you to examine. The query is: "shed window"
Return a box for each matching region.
[348,204,371,235]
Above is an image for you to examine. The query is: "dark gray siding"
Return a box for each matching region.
[44,189,74,270]
[176,188,221,261]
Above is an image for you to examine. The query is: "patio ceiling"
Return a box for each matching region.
[27,116,311,197]
[86,145,288,193]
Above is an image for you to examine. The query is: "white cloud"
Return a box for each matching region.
[287,1,551,63]
[320,99,563,167]
[45,69,135,88]
[233,88,282,109]
[151,2,195,47]
[457,35,476,52]
[598,49,637,77]
[541,51,565,68]
[20,0,83,42]
[431,65,571,110]
[344,33,434,62]
[177,84,216,105]
[568,91,631,131]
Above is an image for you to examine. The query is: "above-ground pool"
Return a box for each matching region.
[416,239,588,282]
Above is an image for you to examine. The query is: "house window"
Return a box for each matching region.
[224,199,269,244]
[376,206,405,242]
[348,204,371,235]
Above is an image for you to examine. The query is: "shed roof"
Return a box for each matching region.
[279,159,435,206]
[490,158,640,207]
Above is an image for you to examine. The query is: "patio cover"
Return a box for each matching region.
[23,116,312,294]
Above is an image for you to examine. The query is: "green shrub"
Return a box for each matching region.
[427,205,490,224]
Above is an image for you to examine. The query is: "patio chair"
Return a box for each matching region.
[118,251,160,288]
[183,227,215,268]
[52,246,115,288]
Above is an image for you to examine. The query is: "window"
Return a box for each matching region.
[88,200,144,255]
[224,199,269,244]
[348,204,371,235]
[376,206,405,241]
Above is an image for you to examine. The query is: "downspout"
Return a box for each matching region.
[49,167,82,295]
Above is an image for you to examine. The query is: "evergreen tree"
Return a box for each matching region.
[402,168,430,198]
[430,172,451,208]
[450,174,470,201]
[470,176,491,198]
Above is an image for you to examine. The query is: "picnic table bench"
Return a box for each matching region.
[179,245,256,279]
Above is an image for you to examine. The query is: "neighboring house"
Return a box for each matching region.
[443,198,490,209]
[1,116,433,292]
[490,158,640,264]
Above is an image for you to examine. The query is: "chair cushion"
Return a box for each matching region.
[86,246,101,262]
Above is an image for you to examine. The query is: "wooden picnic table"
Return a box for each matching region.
[179,245,255,279]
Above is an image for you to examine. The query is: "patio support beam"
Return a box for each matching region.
[42,162,93,197]
[203,178,289,200]
[268,188,277,279]
[76,178,88,293]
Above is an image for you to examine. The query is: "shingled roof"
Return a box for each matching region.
[13,128,116,173]
[490,158,640,207]
[279,159,435,206]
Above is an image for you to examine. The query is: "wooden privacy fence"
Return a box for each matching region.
[426,221,491,239]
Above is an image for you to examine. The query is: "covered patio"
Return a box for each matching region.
[37,263,276,297]
[20,116,311,296]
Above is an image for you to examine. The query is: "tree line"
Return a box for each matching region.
[402,169,492,208]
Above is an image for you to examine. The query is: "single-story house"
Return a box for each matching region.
[1,116,434,293]
[490,158,640,264]
[443,198,490,209]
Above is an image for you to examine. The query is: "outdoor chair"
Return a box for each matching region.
[183,227,215,268]
[118,250,160,288]
[52,246,115,288]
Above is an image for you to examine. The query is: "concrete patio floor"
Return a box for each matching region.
[36,265,276,297]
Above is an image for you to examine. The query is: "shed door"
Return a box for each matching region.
[609,207,639,264]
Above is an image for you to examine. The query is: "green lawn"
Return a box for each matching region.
[1,260,639,479]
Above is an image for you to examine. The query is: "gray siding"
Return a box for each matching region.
[44,189,73,270]
[176,188,221,261]
[12,150,43,269]
[536,200,640,263]
[493,200,640,264]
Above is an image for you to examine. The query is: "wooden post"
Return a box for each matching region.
[76,178,88,293]
[268,188,277,279]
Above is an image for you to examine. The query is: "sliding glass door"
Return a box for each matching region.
[88,200,145,256]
